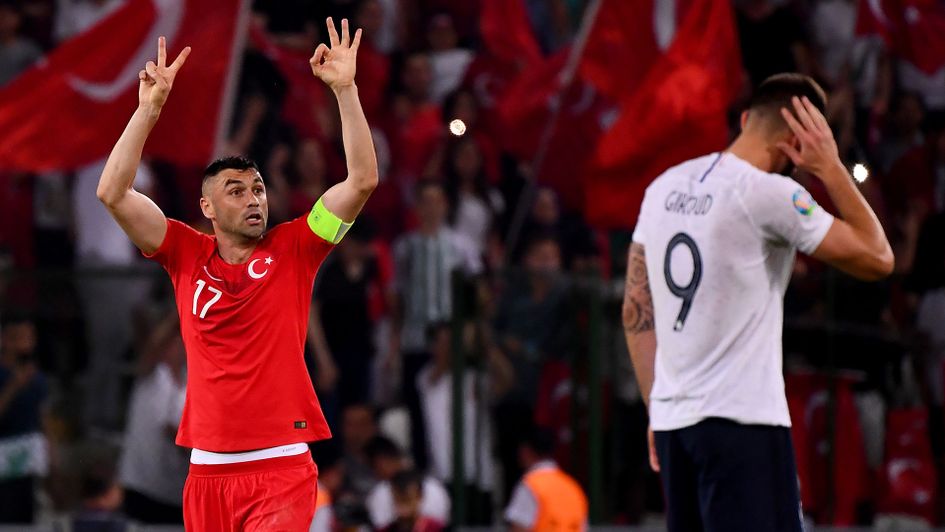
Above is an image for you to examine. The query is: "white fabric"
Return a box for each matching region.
[429,48,474,103]
[309,500,333,532]
[0,432,48,480]
[54,0,125,42]
[503,460,557,528]
[416,367,494,490]
[917,288,945,405]
[810,0,857,86]
[73,158,154,264]
[366,476,450,529]
[118,363,187,505]
[898,62,945,110]
[632,153,834,431]
[190,442,308,465]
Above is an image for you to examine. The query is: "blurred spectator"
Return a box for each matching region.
[341,403,379,499]
[492,233,572,497]
[364,436,450,530]
[426,12,472,104]
[68,458,128,532]
[504,428,587,532]
[443,136,504,257]
[416,322,511,522]
[390,179,481,468]
[0,0,42,87]
[72,158,155,429]
[0,314,47,523]
[117,312,186,524]
[876,92,926,173]
[388,53,441,186]
[289,139,331,218]
[808,0,856,89]
[310,443,347,532]
[378,470,445,532]
[310,218,387,415]
[431,88,500,183]
[516,187,600,270]
[735,0,811,87]
[53,0,123,42]
[353,0,391,122]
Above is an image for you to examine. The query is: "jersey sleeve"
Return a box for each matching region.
[741,176,835,255]
[293,198,353,272]
[142,219,210,276]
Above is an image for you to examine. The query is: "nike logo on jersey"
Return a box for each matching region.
[248,257,274,279]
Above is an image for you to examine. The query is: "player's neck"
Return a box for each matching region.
[214,231,259,265]
[728,134,781,174]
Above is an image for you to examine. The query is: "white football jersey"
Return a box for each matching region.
[632,152,835,431]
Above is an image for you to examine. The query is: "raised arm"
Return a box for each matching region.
[96,37,190,254]
[310,18,378,222]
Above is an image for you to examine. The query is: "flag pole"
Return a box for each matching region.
[503,0,604,261]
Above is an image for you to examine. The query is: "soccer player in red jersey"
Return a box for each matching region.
[96,18,377,531]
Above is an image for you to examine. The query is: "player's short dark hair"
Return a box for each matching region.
[391,469,424,496]
[364,435,403,462]
[522,426,556,457]
[202,156,261,193]
[748,73,827,129]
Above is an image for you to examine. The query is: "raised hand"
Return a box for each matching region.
[138,36,191,111]
[310,17,362,92]
[777,96,843,179]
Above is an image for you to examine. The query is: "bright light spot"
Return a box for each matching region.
[852,163,869,183]
[449,119,466,137]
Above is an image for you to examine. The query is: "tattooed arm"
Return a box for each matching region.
[622,242,656,409]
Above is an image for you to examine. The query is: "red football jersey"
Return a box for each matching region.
[145,216,332,451]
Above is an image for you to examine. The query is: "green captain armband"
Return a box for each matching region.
[307,198,353,244]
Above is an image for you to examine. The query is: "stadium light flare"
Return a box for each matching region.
[449,118,466,137]
[852,163,869,183]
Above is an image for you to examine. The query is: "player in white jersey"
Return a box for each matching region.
[622,73,893,531]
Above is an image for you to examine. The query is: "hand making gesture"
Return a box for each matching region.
[310,17,362,92]
[138,36,191,110]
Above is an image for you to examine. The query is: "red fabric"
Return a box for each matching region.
[579,0,661,101]
[786,372,872,525]
[583,0,742,229]
[184,452,318,532]
[479,0,542,71]
[855,0,945,75]
[390,104,442,182]
[355,41,392,123]
[496,50,613,210]
[0,0,246,172]
[144,217,333,451]
[249,24,332,142]
[878,408,938,523]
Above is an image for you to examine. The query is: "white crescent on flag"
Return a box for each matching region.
[67,0,185,102]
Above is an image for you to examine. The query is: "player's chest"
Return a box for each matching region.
[179,249,294,322]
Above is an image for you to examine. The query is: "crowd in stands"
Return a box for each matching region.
[1,0,944,527]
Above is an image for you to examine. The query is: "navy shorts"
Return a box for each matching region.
[654,417,803,532]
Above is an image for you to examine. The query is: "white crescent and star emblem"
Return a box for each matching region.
[248,257,273,280]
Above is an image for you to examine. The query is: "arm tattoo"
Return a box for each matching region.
[623,243,655,333]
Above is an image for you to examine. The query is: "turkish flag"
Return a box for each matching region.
[0,0,249,172]
[479,0,542,71]
[583,0,742,229]
[857,0,945,74]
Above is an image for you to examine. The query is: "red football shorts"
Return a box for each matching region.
[183,452,318,531]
